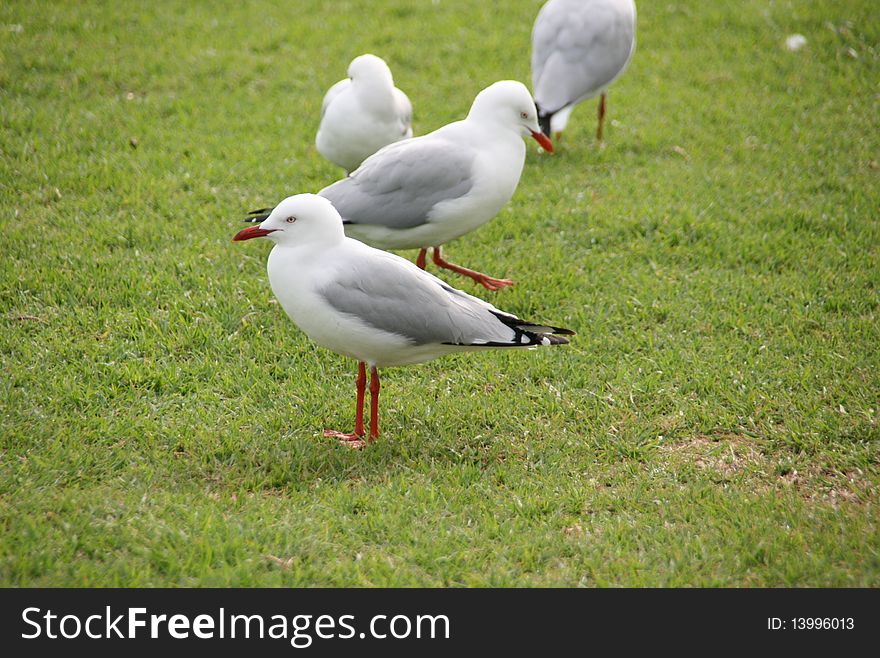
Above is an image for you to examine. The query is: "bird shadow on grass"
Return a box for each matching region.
[200,422,563,495]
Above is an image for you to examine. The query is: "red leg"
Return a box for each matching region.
[431,246,513,291]
[596,93,607,142]
[368,366,380,442]
[415,248,427,270]
[324,361,367,446]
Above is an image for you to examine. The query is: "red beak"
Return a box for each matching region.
[233,226,278,242]
[530,129,554,154]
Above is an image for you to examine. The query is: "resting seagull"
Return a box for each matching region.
[234,194,573,447]
[248,80,553,291]
[316,54,413,173]
[532,0,636,143]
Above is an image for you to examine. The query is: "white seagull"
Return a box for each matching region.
[252,81,553,291]
[316,54,413,173]
[532,0,636,143]
[234,194,573,447]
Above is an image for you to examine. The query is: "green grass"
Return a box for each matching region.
[1,0,878,586]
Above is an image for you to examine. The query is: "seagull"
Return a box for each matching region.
[250,80,553,292]
[316,53,413,173]
[234,194,573,448]
[531,0,636,143]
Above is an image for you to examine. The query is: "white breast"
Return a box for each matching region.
[266,243,424,366]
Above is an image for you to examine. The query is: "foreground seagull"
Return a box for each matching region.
[316,54,413,173]
[250,81,553,291]
[234,194,573,447]
[532,0,636,143]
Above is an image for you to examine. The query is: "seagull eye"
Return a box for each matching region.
[520,111,528,119]
[285,216,296,224]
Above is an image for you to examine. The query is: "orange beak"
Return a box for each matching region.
[530,130,554,153]
[233,226,278,241]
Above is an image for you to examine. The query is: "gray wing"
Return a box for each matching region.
[531,0,568,90]
[321,78,350,118]
[319,251,555,346]
[319,137,474,229]
[532,0,636,112]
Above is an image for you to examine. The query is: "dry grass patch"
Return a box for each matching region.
[659,433,876,507]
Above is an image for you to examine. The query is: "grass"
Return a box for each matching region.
[1,0,878,586]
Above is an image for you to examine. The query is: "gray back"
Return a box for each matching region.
[320,137,475,229]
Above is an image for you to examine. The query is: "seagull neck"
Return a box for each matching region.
[354,79,395,114]
[272,234,344,255]
[269,240,339,278]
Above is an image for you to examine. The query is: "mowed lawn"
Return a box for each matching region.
[1,0,877,586]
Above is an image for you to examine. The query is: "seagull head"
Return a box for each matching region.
[467,80,553,153]
[347,53,394,87]
[233,194,345,246]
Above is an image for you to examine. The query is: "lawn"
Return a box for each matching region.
[1,0,877,586]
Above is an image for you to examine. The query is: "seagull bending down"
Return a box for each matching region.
[248,80,553,291]
[234,194,573,447]
[532,0,636,143]
[316,54,413,173]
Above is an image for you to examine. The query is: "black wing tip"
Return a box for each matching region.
[537,105,553,137]
[490,311,574,337]
[454,313,576,348]
[244,207,272,223]
[443,332,570,348]
[527,330,572,347]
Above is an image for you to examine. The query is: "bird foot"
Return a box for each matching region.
[431,251,514,292]
[323,429,367,448]
[473,274,514,291]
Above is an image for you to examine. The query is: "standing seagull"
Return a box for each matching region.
[248,81,552,291]
[531,0,636,143]
[234,194,573,447]
[316,54,413,173]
